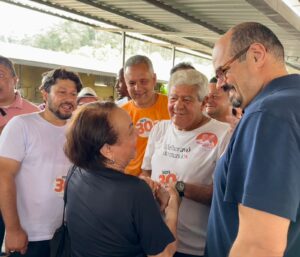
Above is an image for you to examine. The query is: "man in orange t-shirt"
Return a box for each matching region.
[122,55,169,176]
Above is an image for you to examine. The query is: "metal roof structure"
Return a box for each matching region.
[4,0,300,70]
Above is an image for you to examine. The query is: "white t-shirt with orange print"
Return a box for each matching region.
[0,113,71,241]
[142,119,231,256]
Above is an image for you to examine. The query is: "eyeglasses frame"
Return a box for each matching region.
[215,44,252,80]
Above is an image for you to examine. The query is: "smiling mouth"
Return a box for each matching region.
[60,103,74,112]
[173,112,186,116]
[134,93,145,98]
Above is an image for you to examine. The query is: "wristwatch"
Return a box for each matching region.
[175,181,185,197]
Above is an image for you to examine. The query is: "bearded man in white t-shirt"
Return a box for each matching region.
[142,69,231,257]
[0,68,82,257]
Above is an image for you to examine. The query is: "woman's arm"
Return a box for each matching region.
[148,186,180,257]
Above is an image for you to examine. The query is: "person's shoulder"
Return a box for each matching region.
[13,91,38,111]
[20,111,39,119]
[10,112,38,123]
[133,177,153,196]
[154,119,171,131]
[249,75,300,114]
[157,93,168,103]
[1,113,39,137]
[121,99,134,110]
[209,118,231,130]
[155,94,169,115]
[147,120,171,143]
[119,174,152,195]
[116,97,129,107]
[250,89,300,122]
[21,98,39,111]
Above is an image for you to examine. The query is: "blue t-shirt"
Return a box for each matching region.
[205,74,300,257]
[67,166,174,257]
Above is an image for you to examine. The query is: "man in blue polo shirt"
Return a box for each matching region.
[205,22,300,257]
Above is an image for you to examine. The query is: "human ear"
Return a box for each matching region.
[99,143,113,160]
[13,76,19,87]
[251,43,266,67]
[41,89,48,103]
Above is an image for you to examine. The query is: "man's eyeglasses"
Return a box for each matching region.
[215,45,251,80]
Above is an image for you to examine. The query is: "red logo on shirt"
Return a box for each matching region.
[159,170,177,185]
[196,133,218,149]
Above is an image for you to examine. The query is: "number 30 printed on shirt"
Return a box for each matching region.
[54,175,66,196]
[135,118,158,138]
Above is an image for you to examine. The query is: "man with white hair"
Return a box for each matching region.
[142,69,231,257]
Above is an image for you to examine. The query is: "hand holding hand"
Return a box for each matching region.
[139,175,160,194]
[164,182,181,215]
[155,186,170,212]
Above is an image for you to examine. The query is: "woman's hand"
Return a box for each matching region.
[155,186,170,212]
[164,182,181,216]
[139,175,160,193]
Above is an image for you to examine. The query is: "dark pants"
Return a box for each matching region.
[9,240,50,257]
[0,214,4,253]
[174,252,203,257]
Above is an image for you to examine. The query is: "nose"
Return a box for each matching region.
[66,93,77,103]
[206,95,214,104]
[131,82,143,93]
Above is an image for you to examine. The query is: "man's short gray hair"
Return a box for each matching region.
[168,69,208,101]
[231,22,284,62]
[124,55,154,74]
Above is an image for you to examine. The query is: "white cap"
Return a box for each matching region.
[77,87,98,99]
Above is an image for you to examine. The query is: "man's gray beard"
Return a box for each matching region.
[226,84,242,108]
[230,97,242,108]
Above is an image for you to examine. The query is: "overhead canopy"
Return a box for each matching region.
[6,0,300,70]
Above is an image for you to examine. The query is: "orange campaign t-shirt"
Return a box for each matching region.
[122,93,169,176]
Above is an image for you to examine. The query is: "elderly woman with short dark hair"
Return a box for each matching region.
[64,101,179,257]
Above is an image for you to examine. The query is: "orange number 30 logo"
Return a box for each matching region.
[159,173,177,184]
[136,118,158,138]
[54,177,66,193]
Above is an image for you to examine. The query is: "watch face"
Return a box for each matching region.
[176,181,185,192]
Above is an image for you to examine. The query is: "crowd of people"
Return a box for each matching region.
[0,21,299,257]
